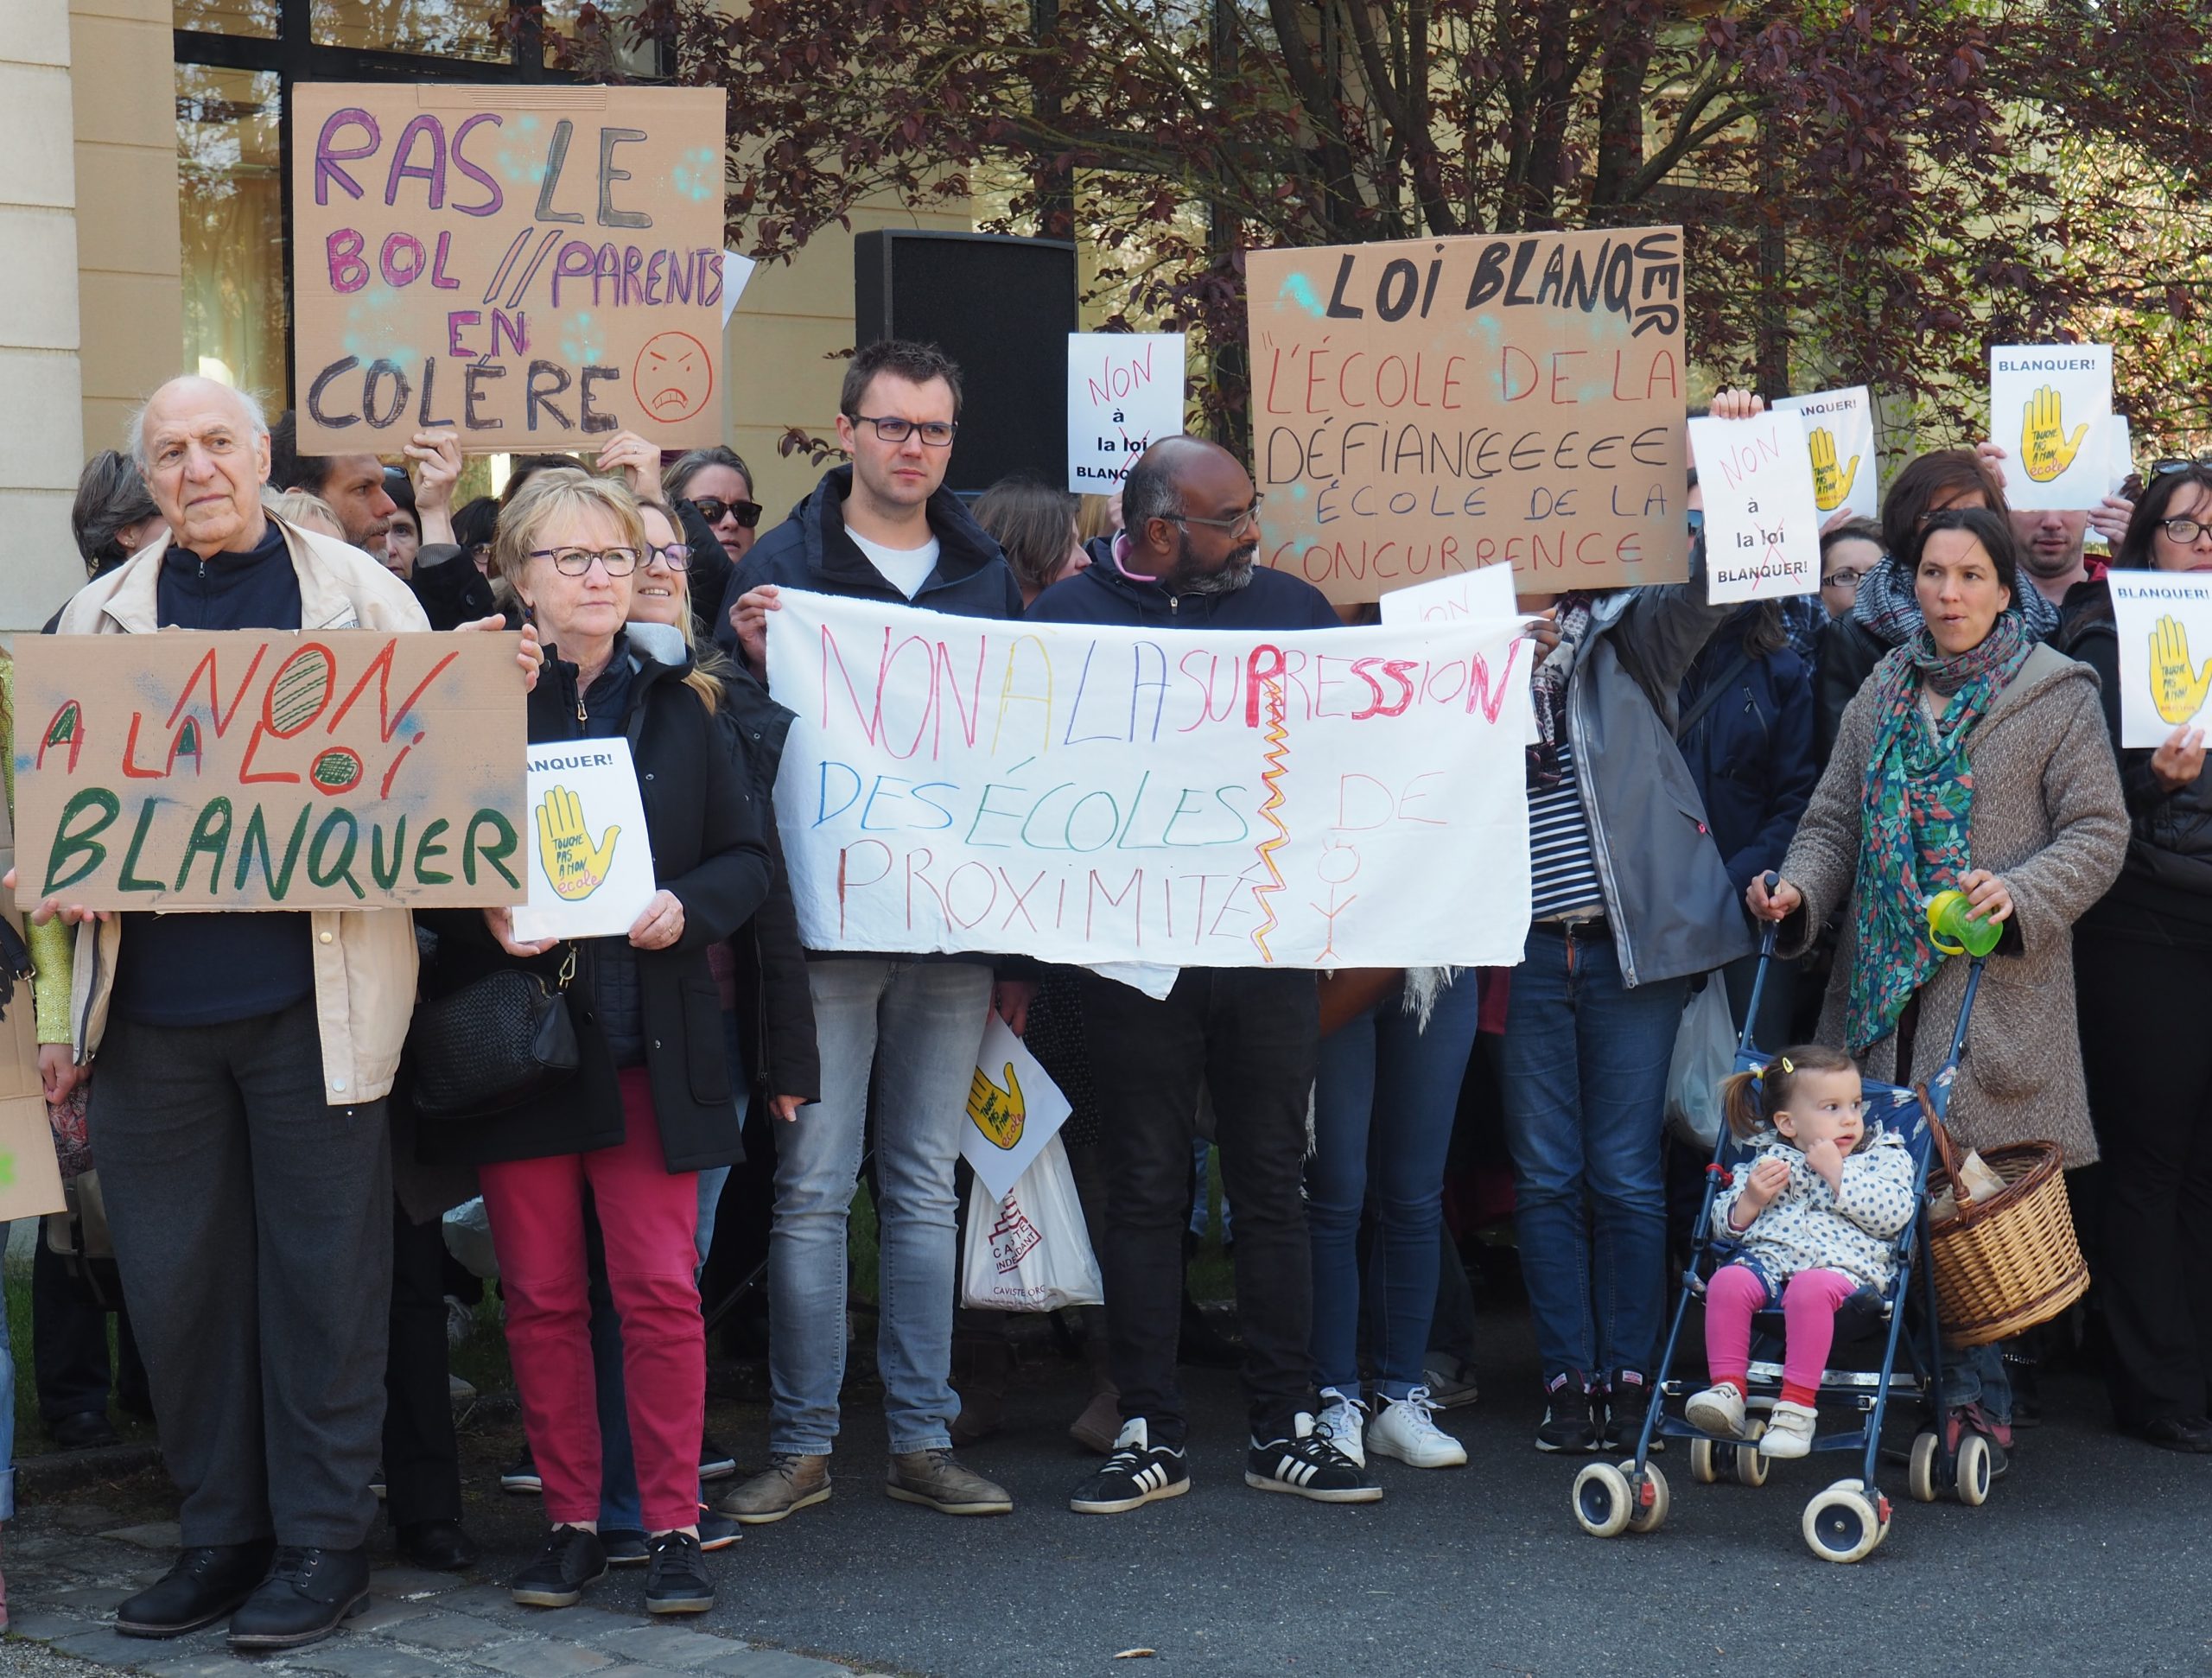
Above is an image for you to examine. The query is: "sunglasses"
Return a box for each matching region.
[691,497,761,530]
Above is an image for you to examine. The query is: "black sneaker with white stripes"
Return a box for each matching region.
[1069,1418,1190,1515]
[1245,1413,1382,1503]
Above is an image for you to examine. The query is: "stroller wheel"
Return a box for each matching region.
[1624,1462,1670,1534]
[1802,1478,1885,1564]
[1955,1431,1992,1507]
[1688,1437,1720,1485]
[1907,1431,1942,1503]
[1733,1443,1770,1488]
[1572,1460,1634,1538]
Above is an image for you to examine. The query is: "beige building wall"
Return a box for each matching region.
[0,0,92,633]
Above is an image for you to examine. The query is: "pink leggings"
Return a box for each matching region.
[1705,1264,1859,1403]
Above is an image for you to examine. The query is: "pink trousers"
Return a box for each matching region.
[1705,1263,1859,1405]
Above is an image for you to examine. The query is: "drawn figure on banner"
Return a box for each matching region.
[633,330,713,423]
[536,784,621,900]
[969,1060,1027,1151]
[2022,385,2092,484]
[1808,428,1861,513]
[2151,615,2212,726]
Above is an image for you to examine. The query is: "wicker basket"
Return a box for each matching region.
[1923,1107,2089,1349]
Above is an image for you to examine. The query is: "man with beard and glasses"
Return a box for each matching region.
[1025,437,1370,1515]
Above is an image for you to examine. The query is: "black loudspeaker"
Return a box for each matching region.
[855,230,1077,496]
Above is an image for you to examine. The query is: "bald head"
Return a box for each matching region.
[1122,435,1260,598]
[133,377,273,559]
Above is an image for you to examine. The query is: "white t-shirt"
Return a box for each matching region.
[849,530,940,600]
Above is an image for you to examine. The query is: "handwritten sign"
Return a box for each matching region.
[1990,345,2113,512]
[1773,385,1878,523]
[962,1013,1074,1198]
[766,590,1535,967]
[1068,334,1185,493]
[291,83,729,454]
[1376,562,1521,626]
[0,805,68,1224]
[2111,571,2212,747]
[512,737,656,941]
[13,631,528,910]
[1687,411,1822,603]
[1245,228,1688,605]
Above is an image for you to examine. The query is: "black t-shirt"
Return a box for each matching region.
[111,522,318,1028]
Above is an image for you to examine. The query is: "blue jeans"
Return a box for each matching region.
[1498,926,1688,1385]
[769,959,993,1456]
[1309,977,1484,1402]
[1943,1341,2014,1426]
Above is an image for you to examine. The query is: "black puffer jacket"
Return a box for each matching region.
[2059,575,2212,934]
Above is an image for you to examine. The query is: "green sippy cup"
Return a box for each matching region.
[1926,888,2002,957]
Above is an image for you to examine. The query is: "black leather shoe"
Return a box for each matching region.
[511,1525,607,1608]
[226,1546,372,1650]
[397,1519,480,1572]
[116,1541,275,1638]
[643,1530,714,1615]
[49,1410,122,1451]
[2140,1415,2212,1453]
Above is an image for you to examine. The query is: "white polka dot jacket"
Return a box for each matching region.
[1709,1128,1918,1293]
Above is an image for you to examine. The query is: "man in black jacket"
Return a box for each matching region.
[710,340,1023,1525]
[1030,436,1376,1515]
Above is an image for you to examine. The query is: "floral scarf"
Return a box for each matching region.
[1846,613,2031,1052]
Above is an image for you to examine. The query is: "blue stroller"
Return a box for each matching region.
[1569,915,1993,1562]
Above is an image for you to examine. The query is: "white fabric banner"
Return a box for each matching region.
[766,591,1535,968]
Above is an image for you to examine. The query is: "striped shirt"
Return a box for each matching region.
[1528,741,1606,921]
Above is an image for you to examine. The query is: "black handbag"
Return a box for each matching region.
[411,947,580,1119]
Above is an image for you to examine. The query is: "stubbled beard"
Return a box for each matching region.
[1171,532,1258,596]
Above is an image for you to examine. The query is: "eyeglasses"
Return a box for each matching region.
[2161,518,2212,544]
[531,546,640,576]
[645,541,693,570]
[1168,496,1264,535]
[1823,568,1867,591]
[848,413,959,447]
[690,497,761,529]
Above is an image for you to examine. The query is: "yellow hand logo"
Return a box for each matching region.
[2020,385,2090,483]
[1807,427,1860,513]
[2151,615,2212,725]
[535,785,620,901]
[967,1062,1026,1150]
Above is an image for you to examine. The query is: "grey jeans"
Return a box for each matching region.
[92,999,392,1549]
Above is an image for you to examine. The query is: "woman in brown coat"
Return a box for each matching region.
[1749,506,2126,1465]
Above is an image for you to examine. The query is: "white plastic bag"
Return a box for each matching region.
[1664,976,1735,1152]
[960,1133,1103,1312]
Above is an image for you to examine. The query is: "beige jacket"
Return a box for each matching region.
[1780,641,2126,1166]
[52,516,429,1104]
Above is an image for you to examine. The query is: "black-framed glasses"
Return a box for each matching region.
[530,545,640,576]
[645,541,693,570]
[1823,567,1867,591]
[1168,495,1264,535]
[849,413,959,447]
[691,497,761,529]
[2161,518,2212,544]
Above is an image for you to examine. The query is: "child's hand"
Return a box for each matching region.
[1740,1157,1792,1214]
[1803,1135,1846,1196]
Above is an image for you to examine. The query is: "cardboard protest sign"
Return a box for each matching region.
[1687,410,1823,604]
[512,738,656,942]
[1989,345,2113,512]
[1773,385,1878,523]
[1068,334,1185,493]
[962,1013,1074,1199]
[13,631,528,910]
[766,590,1535,967]
[2109,571,2212,747]
[291,83,729,454]
[1245,228,1688,605]
[0,798,67,1225]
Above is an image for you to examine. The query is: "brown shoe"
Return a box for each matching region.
[711,1453,831,1526]
[885,1449,1014,1516]
[1070,1389,1122,1456]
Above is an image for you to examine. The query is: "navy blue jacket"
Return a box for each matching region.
[712,464,1022,656]
[1674,609,1818,894]
[1027,549,1338,631]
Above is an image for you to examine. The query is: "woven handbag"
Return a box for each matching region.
[411,947,579,1120]
[1923,1102,2089,1348]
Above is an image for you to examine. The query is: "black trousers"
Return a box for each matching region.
[2076,927,2212,1428]
[382,1203,462,1529]
[1079,968,1318,1443]
[32,1237,149,1426]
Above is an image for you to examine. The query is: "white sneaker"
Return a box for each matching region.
[1367,1389,1467,1469]
[1760,1400,1818,1459]
[1685,1382,1747,1440]
[1313,1390,1369,1468]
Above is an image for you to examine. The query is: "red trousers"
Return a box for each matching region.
[480,1068,704,1532]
